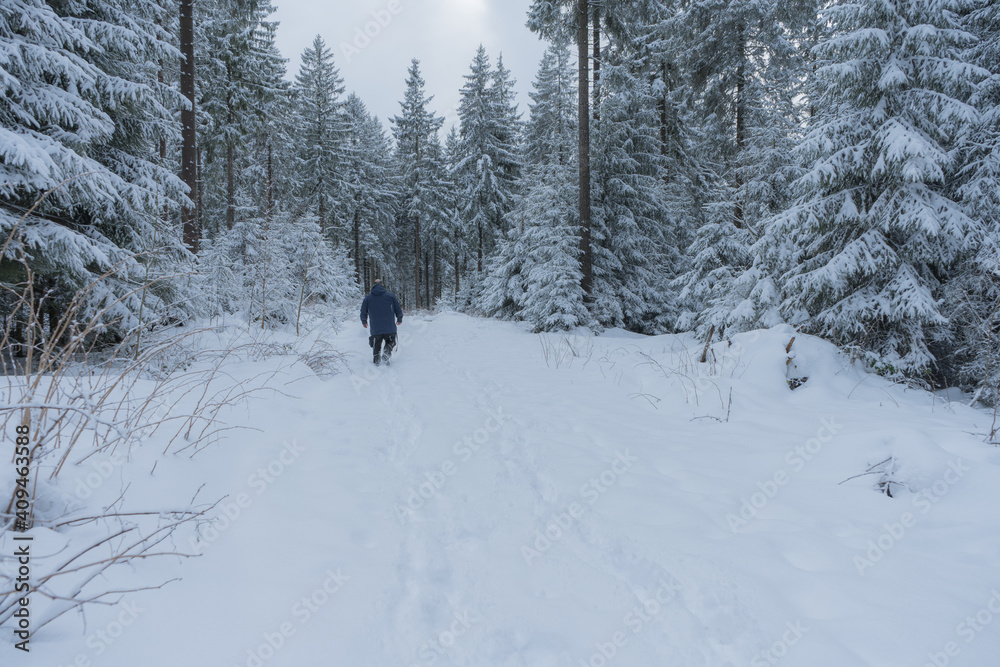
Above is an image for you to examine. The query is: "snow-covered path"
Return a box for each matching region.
[9,313,1000,667]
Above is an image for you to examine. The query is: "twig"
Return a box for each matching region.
[838,457,893,485]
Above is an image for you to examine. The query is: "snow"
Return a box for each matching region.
[4,312,1000,666]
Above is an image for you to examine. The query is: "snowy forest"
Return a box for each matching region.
[2,0,1000,396]
[5,1,1000,663]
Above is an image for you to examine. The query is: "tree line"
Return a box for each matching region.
[1,0,998,402]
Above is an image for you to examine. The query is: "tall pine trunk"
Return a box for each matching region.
[196,145,204,235]
[424,250,430,308]
[265,139,274,218]
[433,240,440,301]
[413,131,422,309]
[733,23,747,229]
[577,0,593,297]
[179,0,199,251]
[226,90,236,230]
[318,178,326,237]
[593,8,600,125]
[658,62,669,161]
[158,52,168,223]
[226,144,235,230]
[157,16,167,169]
[353,207,361,286]
[414,215,422,310]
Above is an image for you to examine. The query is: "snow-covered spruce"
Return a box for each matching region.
[1,0,187,342]
[669,0,813,337]
[479,35,578,323]
[747,0,987,375]
[292,35,350,243]
[943,0,1000,403]
[390,59,449,309]
[453,46,522,278]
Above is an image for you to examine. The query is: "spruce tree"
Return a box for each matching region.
[343,94,398,290]
[482,37,587,329]
[517,164,591,332]
[590,52,677,333]
[455,46,520,275]
[293,36,348,242]
[946,0,1000,401]
[528,0,595,298]
[198,0,285,235]
[668,0,813,335]
[755,0,983,373]
[391,59,446,308]
[0,0,186,344]
[491,54,524,227]
[443,127,469,303]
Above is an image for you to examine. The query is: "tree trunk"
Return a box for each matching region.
[593,8,601,125]
[477,220,483,274]
[226,139,235,230]
[659,62,669,159]
[158,55,168,223]
[318,181,326,237]
[578,0,593,297]
[260,214,269,330]
[414,216,421,310]
[454,226,461,297]
[433,239,440,302]
[413,129,422,307]
[196,144,204,236]
[733,23,747,229]
[179,0,198,251]
[266,139,274,219]
[225,86,236,230]
[157,17,168,170]
[424,250,430,308]
[353,208,361,287]
[158,51,168,162]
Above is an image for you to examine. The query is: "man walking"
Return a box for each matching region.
[360,279,403,366]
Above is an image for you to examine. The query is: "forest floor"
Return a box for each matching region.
[5,311,1000,667]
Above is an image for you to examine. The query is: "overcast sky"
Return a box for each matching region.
[271,0,549,133]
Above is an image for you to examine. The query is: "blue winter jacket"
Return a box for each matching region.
[360,284,403,335]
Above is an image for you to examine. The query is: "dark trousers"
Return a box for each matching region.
[372,333,396,361]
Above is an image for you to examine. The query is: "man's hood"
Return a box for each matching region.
[371,284,387,296]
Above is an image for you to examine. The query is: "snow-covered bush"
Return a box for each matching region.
[200,212,357,329]
[0,272,285,632]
